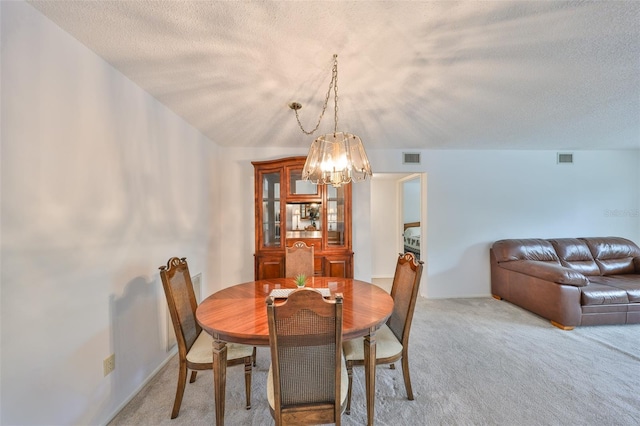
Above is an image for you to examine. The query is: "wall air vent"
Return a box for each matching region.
[403,152,421,164]
[557,153,574,164]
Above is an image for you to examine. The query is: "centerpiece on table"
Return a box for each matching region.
[294,274,307,288]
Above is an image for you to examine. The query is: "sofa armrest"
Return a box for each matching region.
[498,260,589,287]
[634,257,640,273]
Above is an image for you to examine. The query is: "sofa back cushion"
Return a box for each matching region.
[492,239,559,263]
[548,238,600,276]
[580,237,640,275]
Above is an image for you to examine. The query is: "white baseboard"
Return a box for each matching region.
[103,348,178,426]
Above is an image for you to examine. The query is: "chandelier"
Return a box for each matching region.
[289,54,372,187]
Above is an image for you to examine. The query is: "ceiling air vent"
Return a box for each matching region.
[403,152,421,164]
[557,153,574,164]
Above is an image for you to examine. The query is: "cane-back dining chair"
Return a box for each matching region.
[342,252,424,415]
[266,288,347,425]
[159,257,255,419]
[285,241,314,277]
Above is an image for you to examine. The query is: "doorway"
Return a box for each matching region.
[370,173,425,293]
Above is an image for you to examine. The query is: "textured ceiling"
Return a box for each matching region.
[28,1,640,150]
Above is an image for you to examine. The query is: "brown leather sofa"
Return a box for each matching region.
[490,237,640,329]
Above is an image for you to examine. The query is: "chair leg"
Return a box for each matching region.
[171,359,188,419]
[345,362,353,415]
[400,354,414,400]
[252,346,257,367]
[189,370,197,383]
[244,356,252,409]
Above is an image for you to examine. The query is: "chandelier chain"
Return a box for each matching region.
[293,54,339,135]
[333,56,339,133]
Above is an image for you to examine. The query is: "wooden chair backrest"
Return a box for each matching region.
[266,289,344,425]
[285,241,314,277]
[159,257,200,358]
[387,252,424,347]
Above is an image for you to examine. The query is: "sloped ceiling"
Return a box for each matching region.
[28,0,640,150]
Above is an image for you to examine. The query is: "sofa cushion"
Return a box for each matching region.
[588,275,640,303]
[499,260,588,286]
[549,238,600,276]
[581,237,640,275]
[580,283,630,305]
[492,239,559,263]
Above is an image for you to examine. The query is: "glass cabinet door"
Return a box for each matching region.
[262,172,281,247]
[326,185,345,246]
[287,167,319,197]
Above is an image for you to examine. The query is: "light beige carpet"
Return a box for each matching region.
[109,297,640,425]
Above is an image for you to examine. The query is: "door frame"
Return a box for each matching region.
[370,172,427,294]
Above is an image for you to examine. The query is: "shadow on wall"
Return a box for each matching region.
[106,275,165,421]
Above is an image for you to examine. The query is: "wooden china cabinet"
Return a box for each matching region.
[253,156,353,280]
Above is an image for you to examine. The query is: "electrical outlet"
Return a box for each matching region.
[103,353,115,376]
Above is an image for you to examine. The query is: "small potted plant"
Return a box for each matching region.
[294,274,307,288]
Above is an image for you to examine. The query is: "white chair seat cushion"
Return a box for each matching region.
[267,353,349,409]
[342,324,403,361]
[186,331,254,364]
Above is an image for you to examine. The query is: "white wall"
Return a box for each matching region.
[1,2,217,424]
[213,147,309,288]
[2,2,639,425]
[367,149,640,298]
[371,177,399,278]
[403,178,421,223]
[214,147,639,300]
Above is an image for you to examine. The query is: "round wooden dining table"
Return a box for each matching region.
[196,277,394,426]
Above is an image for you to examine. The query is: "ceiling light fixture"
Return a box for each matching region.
[289,54,372,188]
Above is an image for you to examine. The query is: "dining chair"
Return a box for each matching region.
[342,252,424,415]
[266,288,347,425]
[285,241,314,277]
[159,257,255,419]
